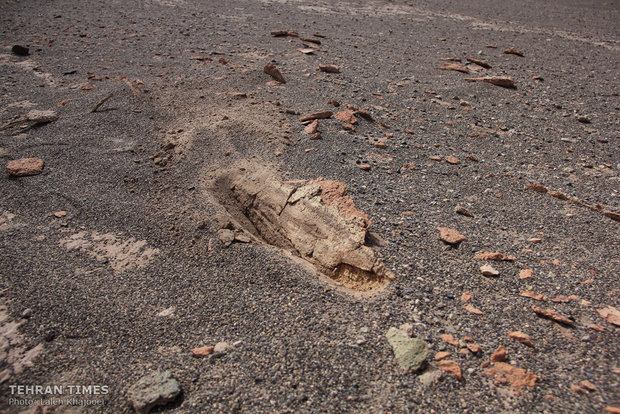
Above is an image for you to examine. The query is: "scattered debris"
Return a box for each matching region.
[386,327,429,372]
[317,64,341,73]
[438,63,469,73]
[5,158,45,177]
[480,264,499,277]
[465,76,516,88]
[520,290,546,301]
[299,111,333,122]
[532,306,574,325]
[475,251,516,261]
[508,331,534,347]
[597,306,620,326]
[264,63,286,83]
[271,30,298,37]
[127,370,181,414]
[12,45,29,56]
[437,227,466,245]
[485,362,538,394]
[466,57,491,68]
[437,360,462,380]
[191,346,214,357]
[504,48,524,57]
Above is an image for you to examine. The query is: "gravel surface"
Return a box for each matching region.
[1,0,619,413]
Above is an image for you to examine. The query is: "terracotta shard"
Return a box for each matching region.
[437,227,466,245]
[466,57,491,68]
[437,360,462,380]
[532,306,574,325]
[264,63,286,83]
[299,111,333,122]
[438,62,469,73]
[520,290,546,301]
[304,119,319,134]
[508,331,534,347]
[490,345,507,362]
[463,304,483,315]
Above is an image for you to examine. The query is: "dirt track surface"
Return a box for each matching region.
[1,0,619,412]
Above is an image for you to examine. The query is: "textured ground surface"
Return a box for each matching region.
[0,0,619,412]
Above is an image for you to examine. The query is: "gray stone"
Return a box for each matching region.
[217,229,235,247]
[127,370,181,414]
[386,327,428,372]
[213,341,232,354]
[419,368,443,387]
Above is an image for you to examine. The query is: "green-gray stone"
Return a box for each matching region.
[386,327,429,372]
[127,370,181,414]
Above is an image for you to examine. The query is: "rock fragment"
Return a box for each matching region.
[386,327,428,372]
[271,30,298,37]
[264,63,286,83]
[437,360,462,380]
[519,269,533,279]
[454,206,473,217]
[217,229,235,247]
[439,334,459,347]
[334,111,358,125]
[438,63,469,73]
[213,341,232,354]
[299,111,333,122]
[127,370,181,414]
[597,306,620,326]
[191,346,214,357]
[532,306,574,325]
[529,182,547,193]
[435,351,451,361]
[484,362,538,394]
[508,331,534,347]
[520,290,546,301]
[465,76,516,88]
[475,251,516,261]
[445,155,460,165]
[504,48,524,56]
[304,119,319,134]
[6,158,45,177]
[358,164,371,171]
[317,64,340,73]
[466,57,491,68]
[12,45,30,56]
[480,264,499,277]
[463,304,483,315]
[490,346,507,362]
[437,227,466,245]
